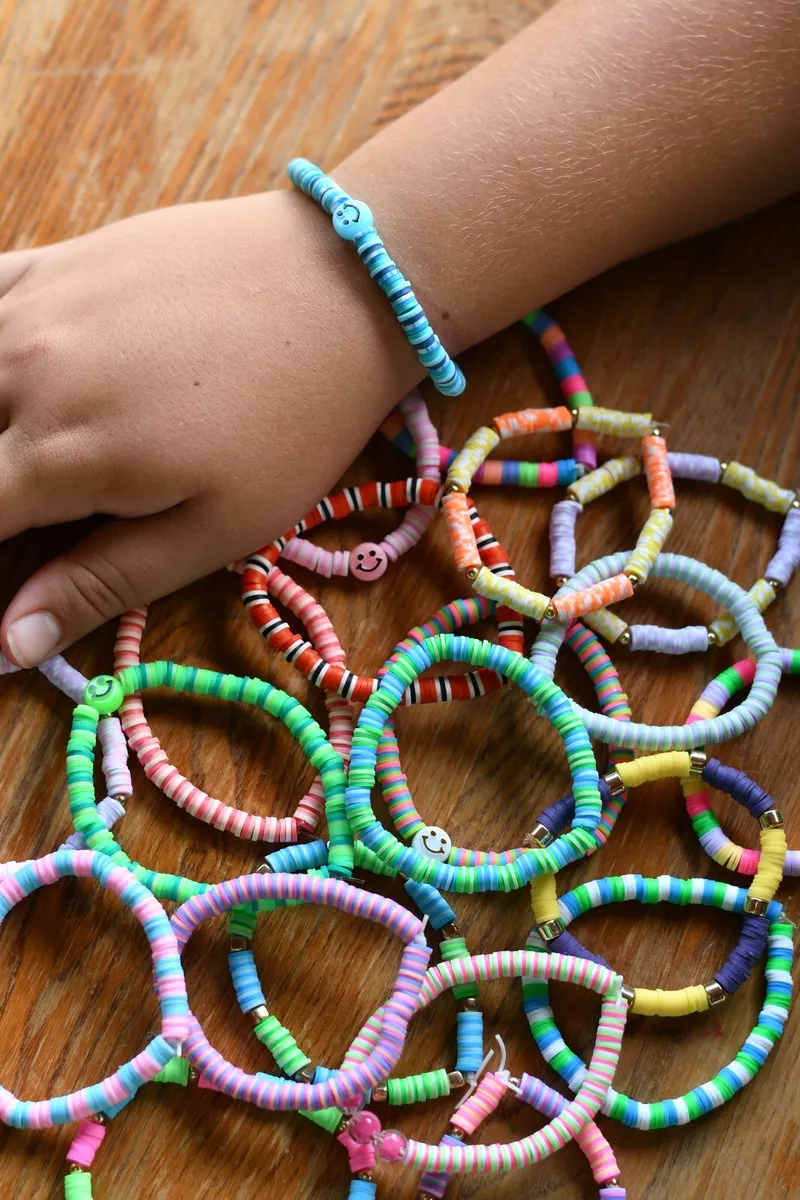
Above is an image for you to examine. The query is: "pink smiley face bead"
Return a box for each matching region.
[351,542,388,582]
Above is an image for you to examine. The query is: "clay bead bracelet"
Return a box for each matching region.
[115,598,353,839]
[381,307,597,487]
[68,667,352,902]
[682,651,800,876]
[524,908,793,1128]
[242,501,524,703]
[530,863,783,1016]
[345,634,603,892]
[348,949,626,1175]
[288,159,464,397]
[0,850,189,1128]
[569,454,799,651]
[531,551,781,750]
[443,409,672,622]
[376,619,633,871]
[281,391,441,584]
[172,871,432,1111]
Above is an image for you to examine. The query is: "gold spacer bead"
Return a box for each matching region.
[440,922,460,940]
[689,750,707,774]
[706,628,718,646]
[229,936,248,952]
[448,1070,466,1089]
[294,1065,314,1084]
[720,462,729,475]
[544,605,557,621]
[744,897,769,917]
[92,1113,106,1125]
[651,427,660,437]
[626,572,640,589]
[372,1084,388,1102]
[759,808,784,829]
[257,861,273,874]
[251,1004,269,1024]
[766,579,782,592]
[357,1174,374,1183]
[555,576,569,588]
[445,481,466,494]
[603,769,625,797]
[705,981,727,1007]
[466,567,479,581]
[537,918,565,941]
[618,629,632,646]
[793,497,800,509]
[462,996,480,1012]
[523,822,553,849]
[570,409,580,424]
[620,984,635,1007]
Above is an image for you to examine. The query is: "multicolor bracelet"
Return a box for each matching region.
[525,905,793,1128]
[345,634,603,892]
[280,390,441,583]
[0,850,189,1128]
[68,667,352,900]
[288,158,465,397]
[532,551,782,750]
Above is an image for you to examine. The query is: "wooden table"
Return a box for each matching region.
[0,2,798,1196]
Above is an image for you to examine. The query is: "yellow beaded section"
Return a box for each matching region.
[625,508,674,584]
[681,776,746,871]
[687,697,718,722]
[567,456,641,505]
[583,608,629,643]
[720,461,796,514]
[530,873,560,923]
[573,408,654,438]
[470,566,550,620]
[748,826,787,904]
[446,426,500,491]
[616,751,692,789]
[631,985,709,1017]
[709,579,775,647]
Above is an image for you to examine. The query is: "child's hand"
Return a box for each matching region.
[0,190,418,667]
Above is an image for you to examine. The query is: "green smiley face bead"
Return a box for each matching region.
[83,675,125,715]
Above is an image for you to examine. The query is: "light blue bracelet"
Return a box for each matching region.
[288,157,466,397]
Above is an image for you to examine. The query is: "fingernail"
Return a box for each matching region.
[7,612,62,668]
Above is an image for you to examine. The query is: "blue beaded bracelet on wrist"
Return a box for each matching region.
[288,158,466,397]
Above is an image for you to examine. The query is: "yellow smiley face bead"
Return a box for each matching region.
[83,675,125,716]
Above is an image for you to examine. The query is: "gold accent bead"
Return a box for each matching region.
[744,897,769,916]
[555,576,568,588]
[251,1004,269,1024]
[706,628,718,646]
[689,750,707,774]
[620,984,635,1006]
[618,629,632,646]
[523,822,553,849]
[603,769,625,797]
[462,996,480,1012]
[294,1065,314,1084]
[570,409,579,424]
[445,481,466,494]
[440,922,460,940]
[372,1085,388,1102]
[793,497,800,509]
[759,808,784,829]
[626,572,640,589]
[651,427,660,437]
[466,567,479,581]
[720,462,729,475]
[705,981,727,1006]
[766,579,781,592]
[544,605,557,621]
[536,918,565,941]
[448,1070,466,1089]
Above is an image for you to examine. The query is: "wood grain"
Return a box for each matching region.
[0,1,799,1196]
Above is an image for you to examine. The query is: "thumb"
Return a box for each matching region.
[2,502,217,667]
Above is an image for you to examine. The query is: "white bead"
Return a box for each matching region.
[411,825,452,862]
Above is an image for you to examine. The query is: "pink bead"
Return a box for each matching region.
[349,1109,382,1143]
[376,1129,407,1162]
[351,543,388,581]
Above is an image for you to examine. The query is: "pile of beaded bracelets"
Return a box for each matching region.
[172,871,432,1111]
[68,667,352,900]
[345,634,603,892]
[345,948,627,1176]
[242,504,524,703]
[281,390,441,583]
[115,601,352,840]
[560,453,799,651]
[0,850,189,1130]
[684,651,800,876]
[288,158,464,396]
[382,307,596,486]
[524,890,792,1129]
[443,407,673,621]
[531,552,782,750]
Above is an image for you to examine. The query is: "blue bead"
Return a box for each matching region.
[332,199,374,240]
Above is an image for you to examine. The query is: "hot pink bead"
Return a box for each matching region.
[376,1129,407,1162]
[351,543,389,581]
[348,1109,382,1143]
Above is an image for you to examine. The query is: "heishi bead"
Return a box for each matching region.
[708,578,776,647]
[573,408,654,438]
[568,457,641,505]
[641,435,675,509]
[721,461,796,513]
[625,508,673,583]
[446,426,501,491]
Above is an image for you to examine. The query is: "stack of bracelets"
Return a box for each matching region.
[0,159,796,1198]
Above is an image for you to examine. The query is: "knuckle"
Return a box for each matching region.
[61,557,137,624]
[1,324,63,376]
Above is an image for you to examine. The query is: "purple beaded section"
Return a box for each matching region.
[702,758,775,819]
[600,1189,628,1199]
[765,506,800,586]
[628,625,709,654]
[417,1133,463,1197]
[715,915,769,995]
[37,656,88,703]
[538,779,612,839]
[549,500,582,579]
[668,452,721,483]
[780,647,795,671]
[549,927,612,970]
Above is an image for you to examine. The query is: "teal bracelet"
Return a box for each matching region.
[288,158,465,397]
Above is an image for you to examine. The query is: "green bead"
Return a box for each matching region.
[300,1106,344,1133]
[64,1171,94,1199]
[83,676,124,715]
[153,1056,190,1085]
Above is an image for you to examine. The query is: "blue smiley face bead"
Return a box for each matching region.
[332,199,374,241]
[83,674,125,715]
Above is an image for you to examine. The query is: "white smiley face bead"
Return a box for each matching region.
[411,825,452,863]
[351,542,388,582]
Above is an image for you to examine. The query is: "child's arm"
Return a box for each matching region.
[1,0,798,666]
